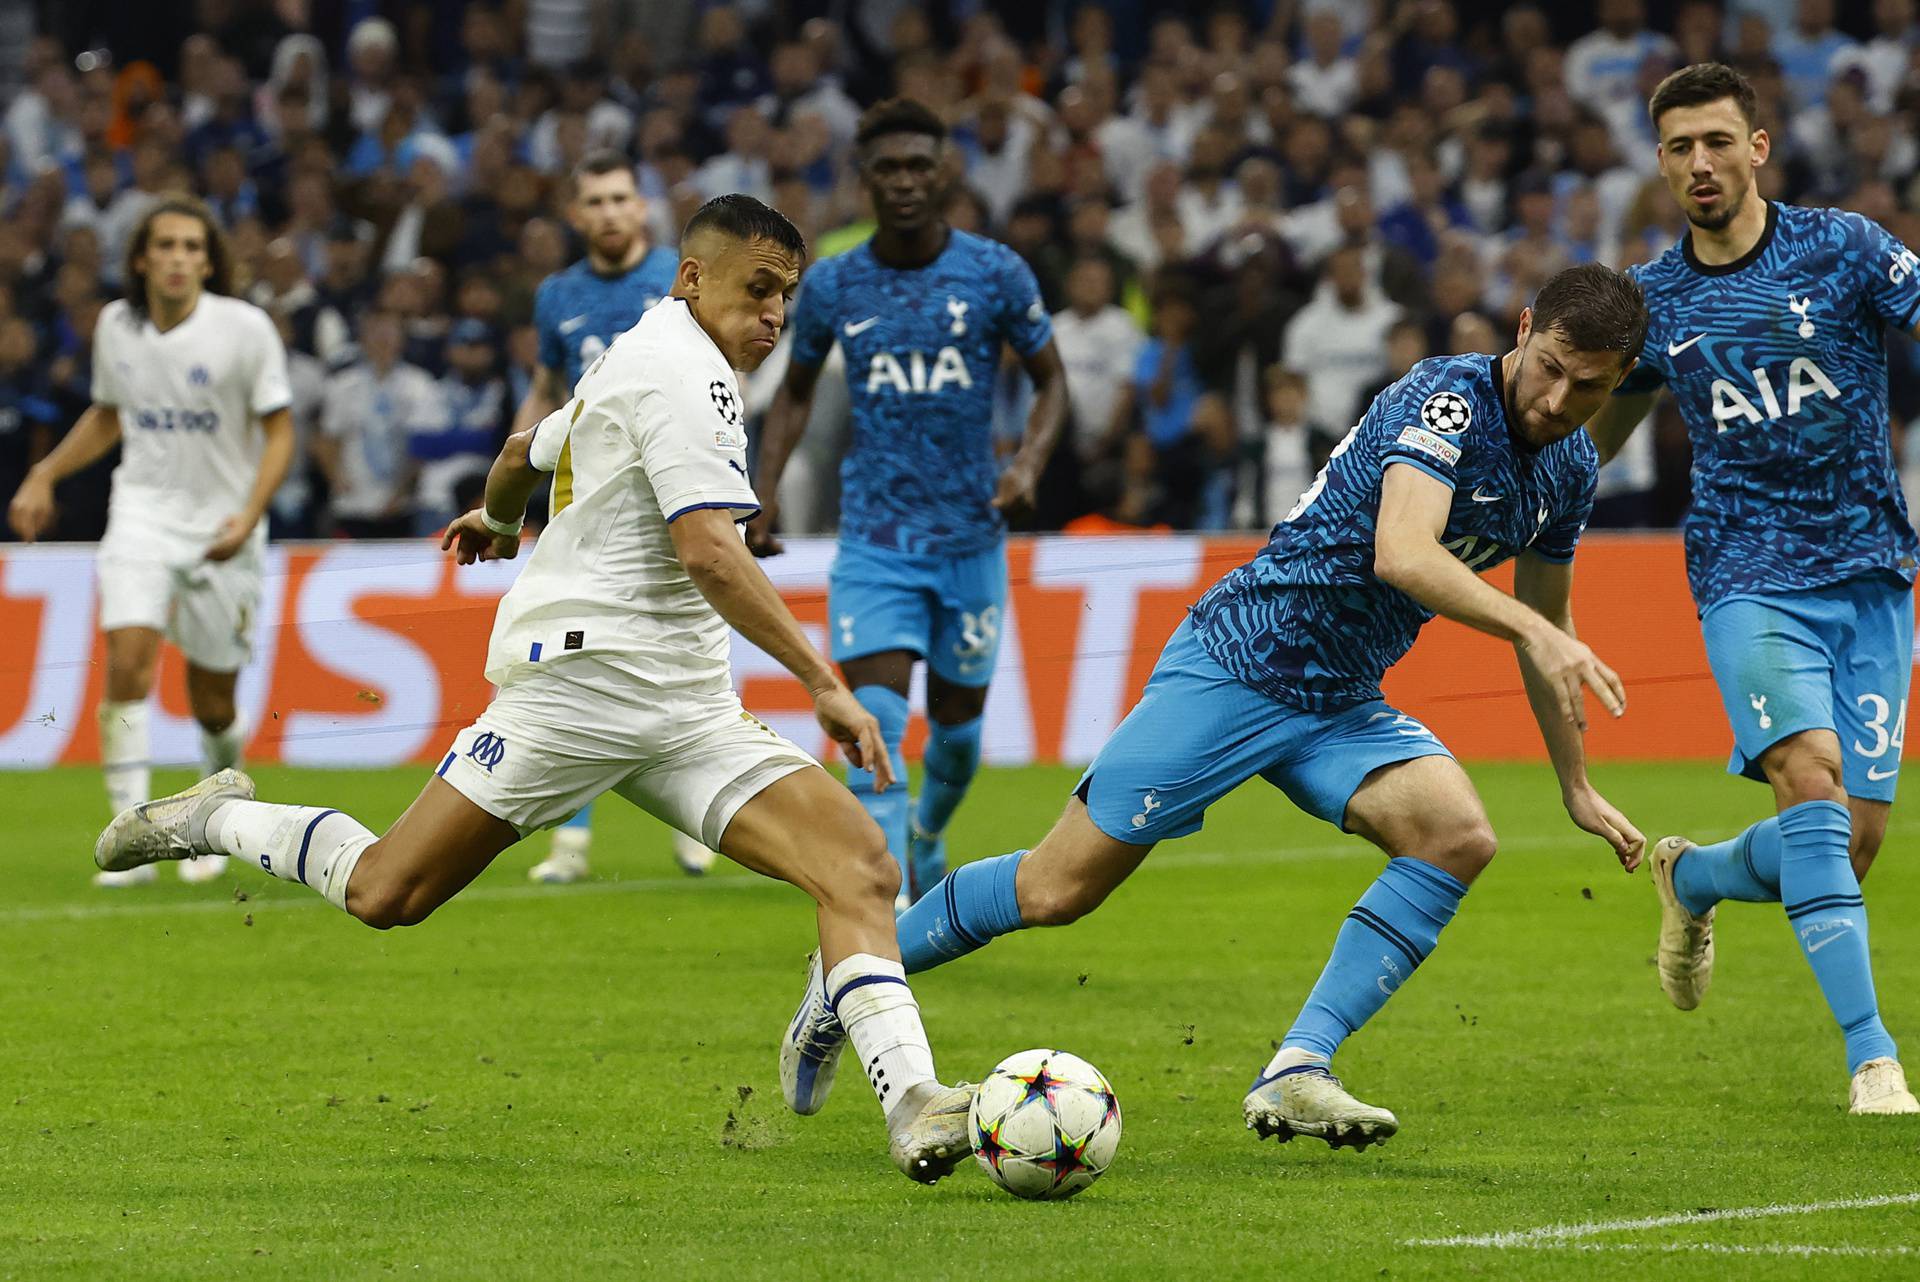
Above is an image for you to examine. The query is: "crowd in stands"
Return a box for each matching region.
[6,0,1920,541]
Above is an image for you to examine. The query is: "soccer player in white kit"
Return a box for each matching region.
[93,196,978,1183]
[8,196,294,887]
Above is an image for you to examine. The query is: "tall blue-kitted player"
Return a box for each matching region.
[748,99,1069,909]
[782,265,1652,1147]
[1587,63,1918,1115]
[513,150,694,884]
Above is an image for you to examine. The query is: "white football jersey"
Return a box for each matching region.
[485,298,759,696]
[92,294,291,557]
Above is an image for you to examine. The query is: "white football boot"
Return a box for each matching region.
[1647,835,1715,1010]
[177,854,230,883]
[672,829,718,876]
[92,865,158,888]
[1244,1047,1399,1150]
[528,825,591,883]
[95,769,255,874]
[779,950,847,1115]
[887,1080,977,1183]
[1849,1058,1920,1115]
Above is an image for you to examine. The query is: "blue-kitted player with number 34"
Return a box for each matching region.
[779,264,1653,1150]
[1587,63,1919,1116]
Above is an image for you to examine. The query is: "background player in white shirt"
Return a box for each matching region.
[8,196,293,887]
[94,195,979,1183]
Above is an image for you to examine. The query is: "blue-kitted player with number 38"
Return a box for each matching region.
[779,263,1652,1150]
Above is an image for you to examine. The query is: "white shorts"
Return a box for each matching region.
[435,662,819,845]
[95,541,261,673]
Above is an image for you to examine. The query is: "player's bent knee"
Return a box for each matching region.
[1019,874,1105,927]
[1769,754,1846,806]
[813,818,900,909]
[1428,821,1497,880]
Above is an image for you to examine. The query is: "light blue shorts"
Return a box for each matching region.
[1075,618,1454,844]
[828,539,1007,688]
[1700,574,1914,802]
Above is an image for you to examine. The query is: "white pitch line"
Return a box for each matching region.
[1478,1243,1915,1259]
[1410,1191,1920,1248]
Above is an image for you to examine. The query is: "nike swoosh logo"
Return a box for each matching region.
[1867,765,1899,781]
[1471,488,1502,503]
[559,315,590,334]
[1805,929,1853,954]
[1667,334,1705,356]
[843,316,880,337]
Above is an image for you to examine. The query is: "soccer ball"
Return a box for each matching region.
[969,1049,1121,1200]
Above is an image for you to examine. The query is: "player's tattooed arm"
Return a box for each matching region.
[1513,553,1646,871]
[670,506,893,788]
[1376,462,1627,729]
[1582,390,1655,466]
[6,404,122,541]
[994,341,1069,520]
[746,358,824,556]
[208,407,294,562]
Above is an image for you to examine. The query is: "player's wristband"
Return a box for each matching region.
[480,509,524,538]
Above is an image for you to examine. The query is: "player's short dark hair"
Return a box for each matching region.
[681,194,807,260]
[570,149,636,197]
[1648,62,1760,133]
[124,194,231,315]
[855,97,947,152]
[1529,263,1648,367]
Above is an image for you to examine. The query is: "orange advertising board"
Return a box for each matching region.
[0,535,1874,770]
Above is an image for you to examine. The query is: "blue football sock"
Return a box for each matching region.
[917,715,983,837]
[1282,857,1468,1061]
[558,805,593,831]
[895,851,1026,973]
[1778,800,1897,1073]
[846,686,910,889]
[1671,817,1782,916]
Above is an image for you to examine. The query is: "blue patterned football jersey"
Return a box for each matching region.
[533,246,679,393]
[1620,202,1920,608]
[786,230,1053,555]
[1191,354,1598,710]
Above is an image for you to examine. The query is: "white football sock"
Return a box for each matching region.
[826,953,938,1119]
[199,716,245,774]
[99,699,150,816]
[549,824,591,858]
[206,800,376,911]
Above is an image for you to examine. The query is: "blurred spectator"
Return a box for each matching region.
[1056,260,1144,453]
[1282,246,1402,436]
[266,306,326,538]
[1245,368,1328,531]
[417,319,508,533]
[1565,0,1678,120]
[1775,0,1859,110]
[0,317,57,530]
[316,310,444,538]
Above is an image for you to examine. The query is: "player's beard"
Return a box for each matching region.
[1685,183,1745,232]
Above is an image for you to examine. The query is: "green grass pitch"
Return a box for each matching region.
[4,761,1918,1280]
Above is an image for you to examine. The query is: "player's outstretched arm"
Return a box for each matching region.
[1582,391,1654,466]
[208,407,294,561]
[6,404,122,541]
[1512,553,1646,871]
[1375,463,1627,728]
[670,506,892,788]
[994,341,1070,519]
[745,359,822,557]
[442,421,544,564]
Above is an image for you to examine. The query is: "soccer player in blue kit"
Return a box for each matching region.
[512,150,694,884]
[780,264,1652,1147]
[1586,64,1918,1115]
[748,99,1068,909]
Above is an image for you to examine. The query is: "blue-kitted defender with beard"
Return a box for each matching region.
[1588,63,1920,1117]
[781,264,1655,1150]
